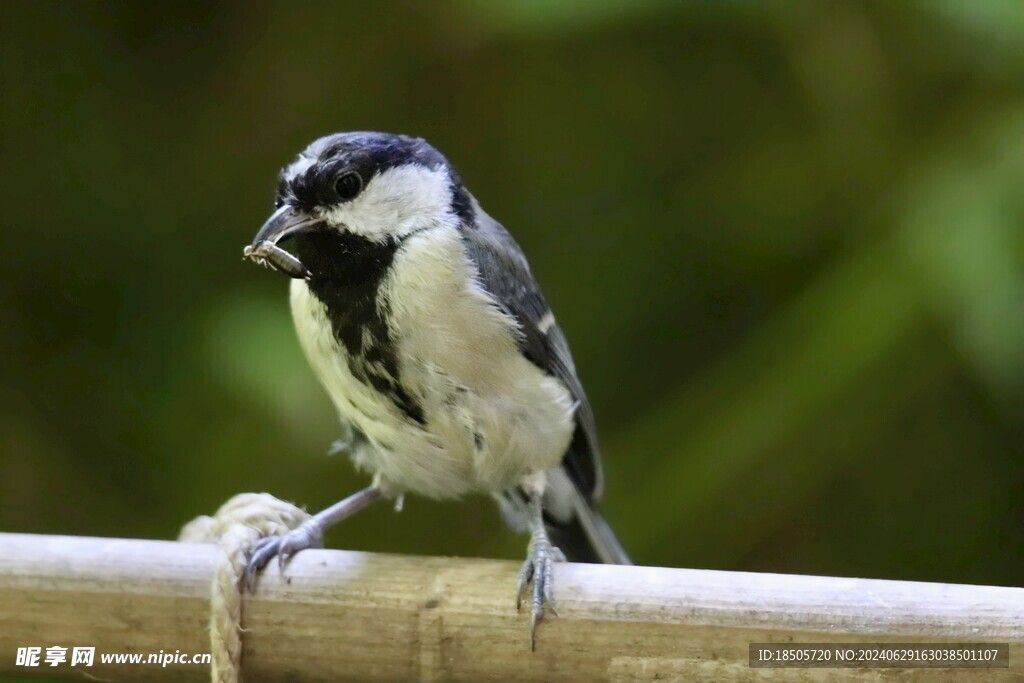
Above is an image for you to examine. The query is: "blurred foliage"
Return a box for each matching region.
[1,4,1022,668]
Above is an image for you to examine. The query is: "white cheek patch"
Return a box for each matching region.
[321,164,455,241]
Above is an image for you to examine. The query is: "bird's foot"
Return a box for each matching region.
[515,527,565,650]
[242,520,324,592]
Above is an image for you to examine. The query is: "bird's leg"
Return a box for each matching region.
[515,487,566,650]
[243,485,382,592]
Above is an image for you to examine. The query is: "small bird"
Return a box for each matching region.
[242,132,630,647]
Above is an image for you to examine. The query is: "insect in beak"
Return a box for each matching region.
[244,204,319,280]
[242,240,311,280]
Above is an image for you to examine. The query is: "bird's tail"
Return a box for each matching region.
[546,483,631,565]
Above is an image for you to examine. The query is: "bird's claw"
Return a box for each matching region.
[515,530,565,650]
[242,521,324,593]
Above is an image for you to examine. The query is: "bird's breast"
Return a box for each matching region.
[289,225,575,498]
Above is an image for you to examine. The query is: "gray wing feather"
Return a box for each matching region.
[458,200,603,502]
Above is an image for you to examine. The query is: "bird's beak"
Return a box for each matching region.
[250,205,321,247]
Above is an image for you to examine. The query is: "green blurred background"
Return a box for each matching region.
[2,0,1022,629]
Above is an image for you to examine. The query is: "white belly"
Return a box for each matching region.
[289,226,575,499]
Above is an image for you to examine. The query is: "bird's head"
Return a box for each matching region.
[247,132,472,279]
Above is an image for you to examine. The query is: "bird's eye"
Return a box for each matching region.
[334,171,363,202]
[274,197,285,209]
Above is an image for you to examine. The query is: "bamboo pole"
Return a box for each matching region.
[0,532,1020,681]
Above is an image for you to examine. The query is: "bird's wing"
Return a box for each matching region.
[458,201,603,502]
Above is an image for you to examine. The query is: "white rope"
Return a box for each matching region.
[178,493,310,683]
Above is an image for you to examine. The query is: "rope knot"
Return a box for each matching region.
[179,493,311,683]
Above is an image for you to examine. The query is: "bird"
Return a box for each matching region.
[241,131,630,647]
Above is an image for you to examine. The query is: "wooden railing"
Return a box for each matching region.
[0,532,1020,681]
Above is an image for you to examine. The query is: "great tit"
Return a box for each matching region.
[242,132,630,647]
